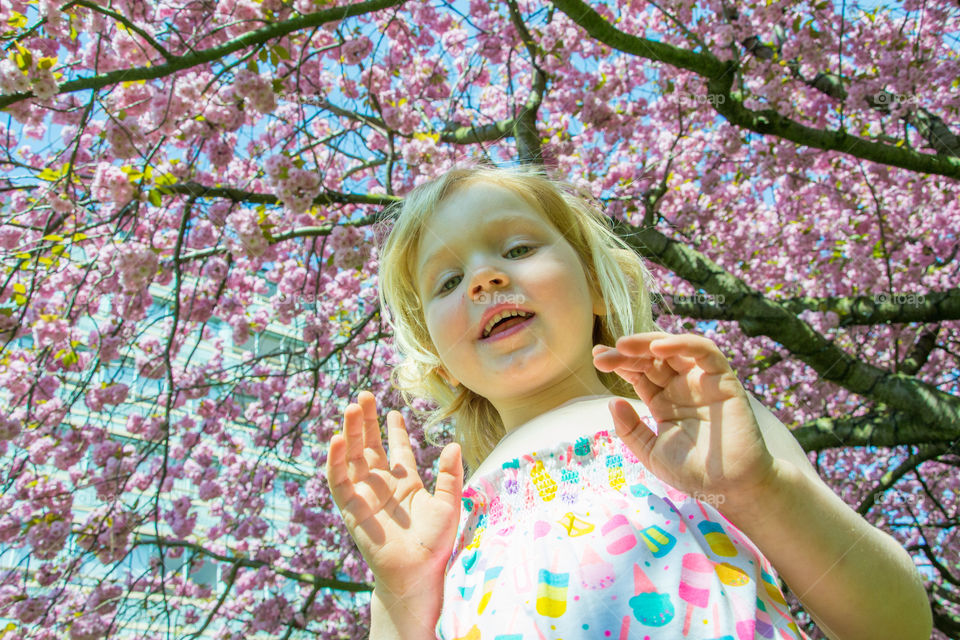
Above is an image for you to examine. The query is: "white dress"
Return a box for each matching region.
[435,396,807,640]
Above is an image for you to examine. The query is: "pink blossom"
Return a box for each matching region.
[275,168,320,214]
[233,69,276,113]
[226,208,270,258]
[69,613,108,640]
[0,416,21,441]
[26,517,70,559]
[0,59,30,94]
[32,315,69,347]
[85,383,129,412]
[111,242,158,291]
[198,479,222,501]
[35,563,62,587]
[14,596,47,624]
[91,163,134,204]
[342,37,373,65]
[76,509,135,564]
[164,495,197,538]
[105,118,144,159]
[0,226,22,249]
[264,155,291,181]
[0,514,20,542]
[87,584,123,614]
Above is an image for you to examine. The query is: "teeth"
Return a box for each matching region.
[482,310,532,338]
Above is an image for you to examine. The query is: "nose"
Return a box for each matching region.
[468,265,509,300]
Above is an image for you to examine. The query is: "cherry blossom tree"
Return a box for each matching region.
[0,0,958,638]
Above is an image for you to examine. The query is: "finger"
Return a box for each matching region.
[618,334,698,377]
[609,398,658,469]
[637,358,677,388]
[325,434,356,509]
[434,442,464,510]
[614,332,672,356]
[357,390,388,461]
[386,410,419,471]
[592,344,612,356]
[596,344,693,384]
[342,403,366,463]
[646,335,731,375]
[592,349,653,373]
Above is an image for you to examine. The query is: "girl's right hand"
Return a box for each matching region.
[325,390,464,598]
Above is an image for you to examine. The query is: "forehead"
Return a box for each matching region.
[414,181,552,275]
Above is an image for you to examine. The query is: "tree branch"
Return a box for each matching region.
[659,288,960,326]
[137,536,373,593]
[506,0,547,164]
[549,0,960,179]
[166,181,398,207]
[67,0,175,62]
[611,219,960,446]
[0,0,406,109]
[792,412,959,451]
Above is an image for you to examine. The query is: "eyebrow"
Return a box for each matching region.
[418,216,543,282]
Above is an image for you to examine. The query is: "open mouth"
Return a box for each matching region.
[480,312,535,341]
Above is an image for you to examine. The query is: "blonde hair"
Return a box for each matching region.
[378,165,666,471]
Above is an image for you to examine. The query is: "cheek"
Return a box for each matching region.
[426,297,468,345]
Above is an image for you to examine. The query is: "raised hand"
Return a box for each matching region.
[593,333,777,503]
[325,390,464,597]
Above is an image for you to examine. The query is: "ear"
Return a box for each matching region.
[590,279,606,317]
[437,366,460,388]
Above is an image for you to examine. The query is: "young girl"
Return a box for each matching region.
[325,166,931,640]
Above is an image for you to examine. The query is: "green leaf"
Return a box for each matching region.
[148,189,162,207]
[273,45,290,60]
[8,11,27,29]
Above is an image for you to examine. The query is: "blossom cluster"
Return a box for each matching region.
[111,242,159,291]
[91,163,135,206]
[233,69,278,114]
[264,154,322,214]
[85,383,130,412]
[0,49,58,100]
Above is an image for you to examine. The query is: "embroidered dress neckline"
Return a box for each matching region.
[492,394,614,449]
[470,395,629,481]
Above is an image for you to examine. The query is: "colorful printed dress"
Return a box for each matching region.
[435,422,808,640]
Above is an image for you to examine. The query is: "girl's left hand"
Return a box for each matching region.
[593,332,777,503]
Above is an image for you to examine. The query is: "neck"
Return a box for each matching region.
[492,367,611,435]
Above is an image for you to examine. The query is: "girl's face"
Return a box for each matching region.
[415,180,609,424]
